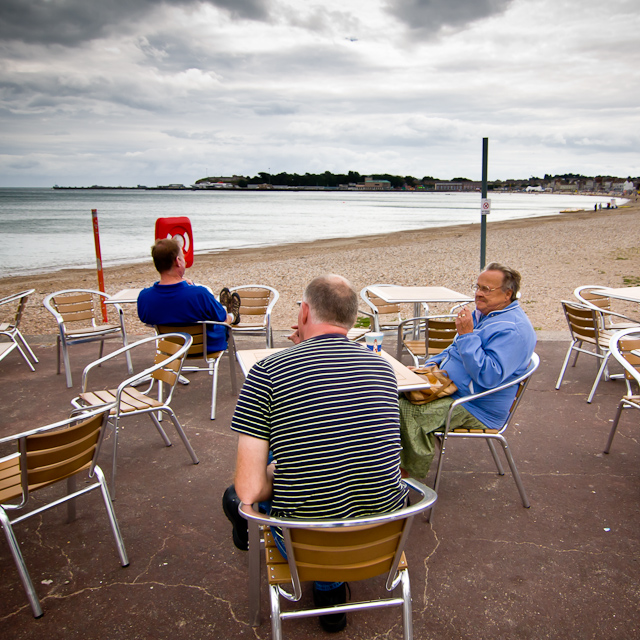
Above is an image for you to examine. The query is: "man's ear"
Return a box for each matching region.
[299,301,310,324]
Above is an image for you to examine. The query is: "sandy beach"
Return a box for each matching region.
[2,202,639,337]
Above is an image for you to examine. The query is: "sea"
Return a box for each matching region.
[0,188,621,279]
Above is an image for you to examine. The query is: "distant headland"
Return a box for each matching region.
[53,170,638,195]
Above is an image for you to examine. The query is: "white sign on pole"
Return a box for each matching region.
[481,198,491,215]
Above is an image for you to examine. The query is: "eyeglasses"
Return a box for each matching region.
[472,284,503,294]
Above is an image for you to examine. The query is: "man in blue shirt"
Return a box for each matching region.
[137,238,234,351]
[400,263,537,478]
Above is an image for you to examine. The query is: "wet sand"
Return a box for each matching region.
[2,202,639,337]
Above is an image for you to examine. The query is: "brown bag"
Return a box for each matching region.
[403,364,457,405]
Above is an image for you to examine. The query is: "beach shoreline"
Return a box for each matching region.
[3,203,639,337]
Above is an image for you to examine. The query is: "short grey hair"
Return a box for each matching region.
[303,274,358,330]
[484,262,521,302]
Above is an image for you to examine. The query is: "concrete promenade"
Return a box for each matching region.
[0,332,638,639]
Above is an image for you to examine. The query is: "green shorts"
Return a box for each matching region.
[399,396,486,478]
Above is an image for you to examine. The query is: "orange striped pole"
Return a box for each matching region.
[91,209,108,322]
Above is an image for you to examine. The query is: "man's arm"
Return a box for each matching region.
[234,434,273,504]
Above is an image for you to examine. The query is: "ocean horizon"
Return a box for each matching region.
[0,188,623,279]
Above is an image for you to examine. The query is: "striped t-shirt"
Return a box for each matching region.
[231,334,408,519]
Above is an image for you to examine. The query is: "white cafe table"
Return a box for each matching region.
[593,286,640,304]
[105,288,143,305]
[239,343,430,627]
[367,285,473,309]
[236,346,431,393]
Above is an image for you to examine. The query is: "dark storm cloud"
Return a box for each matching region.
[0,0,271,46]
[384,0,514,34]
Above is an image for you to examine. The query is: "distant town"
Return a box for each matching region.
[54,171,639,196]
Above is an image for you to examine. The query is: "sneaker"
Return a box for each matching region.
[219,287,232,312]
[313,582,348,633]
[222,484,248,551]
[229,291,242,325]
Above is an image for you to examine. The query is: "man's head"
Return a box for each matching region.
[300,274,358,334]
[474,262,521,315]
[151,238,184,275]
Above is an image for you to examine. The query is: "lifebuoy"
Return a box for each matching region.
[155,216,194,267]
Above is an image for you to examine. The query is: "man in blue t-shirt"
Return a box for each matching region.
[137,238,233,351]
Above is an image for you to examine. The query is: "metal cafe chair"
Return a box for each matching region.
[229,285,280,348]
[43,289,133,388]
[0,289,38,370]
[429,353,540,521]
[241,478,437,640]
[70,333,198,499]
[0,406,129,618]
[396,314,457,367]
[604,328,640,454]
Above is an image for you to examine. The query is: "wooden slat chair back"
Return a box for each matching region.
[43,289,132,388]
[230,285,280,348]
[574,285,639,332]
[156,321,238,419]
[0,289,38,370]
[604,329,640,453]
[396,315,457,367]
[241,478,437,640]
[0,407,128,618]
[360,285,404,332]
[70,334,199,499]
[429,353,540,522]
[556,300,614,403]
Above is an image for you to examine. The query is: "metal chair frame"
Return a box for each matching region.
[70,333,198,499]
[604,328,640,454]
[241,478,437,640]
[429,353,540,521]
[0,406,129,618]
[556,300,615,403]
[360,284,408,333]
[156,321,238,419]
[229,285,280,348]
[0,289,38,370]
[43,289,133,388]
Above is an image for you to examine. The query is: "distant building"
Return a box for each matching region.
[356,177,392,191]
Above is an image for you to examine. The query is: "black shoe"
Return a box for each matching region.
[219,287,232,312]
[313,583,348,633]
[222,484,248,551]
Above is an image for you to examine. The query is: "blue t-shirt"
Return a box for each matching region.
[137,281,228,352]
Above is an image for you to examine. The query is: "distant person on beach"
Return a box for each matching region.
[137,238,239,351]
[399,262,536,478]
[223,274,407,633]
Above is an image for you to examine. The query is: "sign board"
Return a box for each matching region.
[155,216,194,267]
[481,198,491,215]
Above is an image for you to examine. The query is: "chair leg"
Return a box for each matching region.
[12,339,36,372]
[94,466,129,567]
[110,419,119,500]
[587,353,611,403]
[486,439,505,475]
[400,569,413,640]
[211,357,221,420]
[248,519,262,627]
[495,435,530,508]
[149,412,172,446]
[604,400,625,453]
[269,584,283,640]
[59,334,74,388]
[427,438,448,523]
[555,343,575,389]
[166,410,199,464]
[0,508,43,618]
[16,328,38,364]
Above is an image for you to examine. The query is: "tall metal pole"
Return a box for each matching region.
[480,138,489,269]
[91,209,109,322]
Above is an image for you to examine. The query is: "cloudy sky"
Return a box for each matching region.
[1,0,639,187]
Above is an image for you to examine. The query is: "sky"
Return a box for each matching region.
[1,0,639,187]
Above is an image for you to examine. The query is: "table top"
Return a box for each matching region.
[105,288,143,304]
[236,346,431,392]
[367,285,472,305]
[595,286,640,303]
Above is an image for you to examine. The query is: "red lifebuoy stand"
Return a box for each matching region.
[155,217,194,267]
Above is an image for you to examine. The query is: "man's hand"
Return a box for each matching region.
[287,324,301,344]
[456,306,474,335]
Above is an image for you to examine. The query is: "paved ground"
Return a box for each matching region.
[0,331,638,639]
